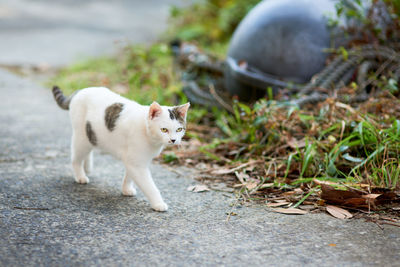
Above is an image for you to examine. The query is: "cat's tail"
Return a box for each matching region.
[52,86,75,110]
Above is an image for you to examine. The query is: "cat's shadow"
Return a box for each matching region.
[52,175,154,215]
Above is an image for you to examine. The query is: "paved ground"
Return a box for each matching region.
[0,1,399,266]
[0,0,191,66]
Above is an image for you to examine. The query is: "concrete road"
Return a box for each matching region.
[0,0,191,66]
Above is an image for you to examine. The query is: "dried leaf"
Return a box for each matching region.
[212,168,232,175]
[335,102,356,113]
[259,183,274,189]
[287,138,306,149]
[320,184,371,208]
[313,179,338,186]
[187,184,210,193]
[246,181,258,190]
[211,160,262,175]
[235,171,249,184]
[272,208,308,215]
[294,188,304,194]
[267,201,290,207]
[326,205,353,219]
[282,191,297,196]
[298,205,317,211]
[274,199,289,203]
[362,194,381,199]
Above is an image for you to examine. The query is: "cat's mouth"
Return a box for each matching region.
[167,141,180,146]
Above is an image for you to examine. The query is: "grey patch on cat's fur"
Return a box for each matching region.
[52,86,78,110]
[105,103,124,131]
[86,121,97,146]
[168,108,185,125]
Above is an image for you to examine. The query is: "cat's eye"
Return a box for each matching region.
[176,127,184,132]
[161,128,168,133]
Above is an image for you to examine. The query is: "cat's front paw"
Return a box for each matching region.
[75,176,89,184]
[151,202,168,212]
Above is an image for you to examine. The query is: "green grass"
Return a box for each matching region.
[210,100,400,189]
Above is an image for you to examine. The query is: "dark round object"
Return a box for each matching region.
[225,0,337,100]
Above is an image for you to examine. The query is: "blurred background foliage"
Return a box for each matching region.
[334,0,400,44]
[169,0,261,43]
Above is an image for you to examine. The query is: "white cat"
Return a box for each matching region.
[52,86,190,212]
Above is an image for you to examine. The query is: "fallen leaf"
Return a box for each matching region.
[287,138,306,149]
[298,205,317,211]
[282,191,297,196]
[326,205,353,219]
[294,188,304,194]
[335,102,356,113]
[274,199,289,203]
[187,184,210,193]
[362,194,381,199]
[211,160,262,175]
[272,208,308,215]
[246,181,258,190]
[320,184,371,208]
[259,183,274,189]
[313,179,338,186]
[267,201,290,207]
[235,171,250,184]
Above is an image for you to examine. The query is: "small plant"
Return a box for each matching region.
[163,152,179,163]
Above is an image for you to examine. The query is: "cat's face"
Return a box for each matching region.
[147,102,190,146]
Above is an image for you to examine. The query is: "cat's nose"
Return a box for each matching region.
[171,139,176,143]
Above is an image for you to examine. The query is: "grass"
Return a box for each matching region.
[47,44,184,106]
[226,100,400,189]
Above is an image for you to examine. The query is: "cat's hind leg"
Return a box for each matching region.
[122,170,137,196]
[84,150,93,174]
[71,133,92,184]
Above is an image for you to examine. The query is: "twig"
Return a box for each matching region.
[362,53,397,89]
[209,84,234,113]
[380,217,399,223]
[373,220,385,230]
[378,221,400,228]
[225,198,241,223]
[209,159,264,175]
[162,165,186,177]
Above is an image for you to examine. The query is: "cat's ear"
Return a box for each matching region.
[176,102,190,120]
[149,101,162,120]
